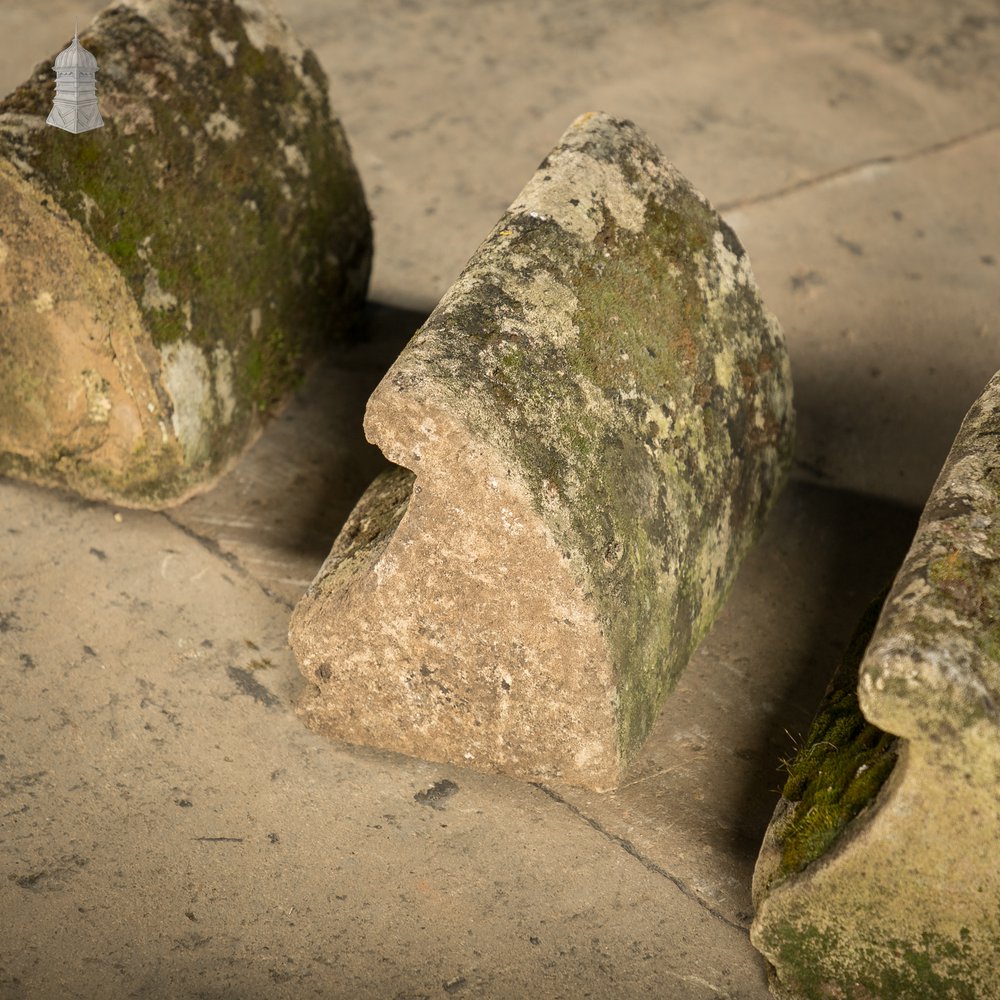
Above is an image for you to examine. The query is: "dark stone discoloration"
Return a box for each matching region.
[413,778,459,810]
[227,665,279,708]
[13,853,88,892]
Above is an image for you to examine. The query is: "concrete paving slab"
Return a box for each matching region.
[294,0,996,313]
[0,479,769,999]
[728,129,1000,508]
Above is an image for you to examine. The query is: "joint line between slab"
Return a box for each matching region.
[160,511,294,610]
[718,120,1000,213]
[531,782,749,935]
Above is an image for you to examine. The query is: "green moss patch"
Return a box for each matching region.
[765,921,986,1000]
[778,592,898,878]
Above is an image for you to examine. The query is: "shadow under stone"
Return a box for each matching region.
[550,477,919,927]
[169,301,428,604]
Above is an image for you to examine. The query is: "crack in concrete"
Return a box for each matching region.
[531,782,749,934]
[160,511,294,610]
[718,121,1000,213]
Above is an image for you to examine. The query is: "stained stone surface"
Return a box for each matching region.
[0,0,370,507]
[290,112,794,790]
[751,370,1000,999]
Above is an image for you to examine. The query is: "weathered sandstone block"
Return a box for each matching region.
[0,0,370,506]
[752,370,1000,999]
[290,113,794,790]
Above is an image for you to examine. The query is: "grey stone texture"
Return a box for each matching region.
[0,0,370,507]
[289,112,794,790]
[752,369,1000,999]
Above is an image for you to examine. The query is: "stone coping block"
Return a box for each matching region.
[752,370,1000,999]
[0,0,371,507]
[290,112,794,790]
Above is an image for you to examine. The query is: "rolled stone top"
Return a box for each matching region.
[860,370,1000,760]
[291,112,793,789]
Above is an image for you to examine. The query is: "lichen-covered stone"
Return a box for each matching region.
[289,112,794,790]
[752,371,1000,999]
[0,0,370,506]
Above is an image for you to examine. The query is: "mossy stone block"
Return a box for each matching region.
[752,370,1000,999]
[0,0,371,506]
[289,112,794,790]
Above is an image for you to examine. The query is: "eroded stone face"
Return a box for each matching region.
[751,370,1000,999]
[290,112,794,789]
[0,0,371,506]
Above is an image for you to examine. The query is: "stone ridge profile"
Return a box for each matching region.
[751,370,1000,999]
[289,112,795,790]
[0,0,370,507]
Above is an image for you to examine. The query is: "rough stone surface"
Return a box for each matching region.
[752,370,1000,999]
[0,0,370,507]
[289,112,794,790]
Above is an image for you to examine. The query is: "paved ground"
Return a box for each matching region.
[1,2,997,998]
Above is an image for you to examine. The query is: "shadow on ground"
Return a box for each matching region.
[170,301,428,603]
